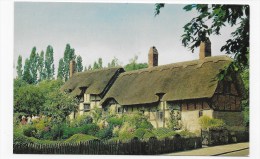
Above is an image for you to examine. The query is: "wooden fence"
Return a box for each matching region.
[14,137,201,155]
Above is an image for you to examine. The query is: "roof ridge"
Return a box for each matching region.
[74,67,123,76]
[121,55,232,76]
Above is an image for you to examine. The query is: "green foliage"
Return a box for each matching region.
[107,116,123,127]
[14,83,45,115]
[241,68,249,126]
[23,58,34,84]
[16,55,23,79]
[61,44,76,81]
[14,79,64,116]
[90,106,103,123]
[92,58,103,70]
[23,125,37,137]
[62,124,99,139]
[45,45,55,80]
[155,4,249,72]
[76,55,83,72]
[134,128,147,139]
[96,126,113,140]
[69,114,93,127]
[178,130,196,138]
[122,113,153,129]
[154,3,165,16]
[14,132,33,144]
[43,89,78,123]
[143,130,156,139]
[38,50,46,81]
[64,134,97,143]
[124,55,148,71]
[199,116,225,129]
[29,47,38,84]
[107,57,120,68]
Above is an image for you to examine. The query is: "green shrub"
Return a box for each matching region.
[50,125,64,140]
[23,125,37,137]
[70,115,93,127]
[65,134,97,143]
[152,128,172,137]
[134,128,147,139]
[122,113,153,129]
[178,130,196,138]
[82,124,99,136]
[107,116,123,127]
[96,126,113,140]
[199,116,225,129]
[14,132,33,144]
[143,130,156,139]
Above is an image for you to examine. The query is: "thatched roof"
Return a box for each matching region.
[61,67,124,97]
[101,56,233,106]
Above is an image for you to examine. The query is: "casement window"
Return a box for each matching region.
[123,107,128,113]
[117,107,122,114]
[83,103,90,112]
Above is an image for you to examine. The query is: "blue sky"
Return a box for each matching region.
[14,2,235,76]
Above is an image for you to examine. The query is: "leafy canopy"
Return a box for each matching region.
[155,4,249,74]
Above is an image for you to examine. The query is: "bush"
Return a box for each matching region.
[199,116,225,129]
[123,113,153,129]
[23,125,37,137]
[62,124,99,139]
[143,130,156,139]
[96,126,113,140]
[107,116,123,127]
[64,134,97,143]
[70,115,93,127]
[49,125,64,140]
[134,128,147,139]
[14,132,33,144]
[178,130,196,138]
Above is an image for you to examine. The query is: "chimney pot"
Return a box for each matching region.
[70,60,76,78]
[199,38,211,60]
[148,46,158,68]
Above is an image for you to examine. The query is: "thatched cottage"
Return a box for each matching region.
[61,64,124,118]
[100,40,245,133]
[62,39,245,133]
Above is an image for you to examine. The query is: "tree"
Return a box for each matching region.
[88,64,92,70]
[29,47,38,84]
[16,55,23,79]
[38,50,46,82]
[63,44,76,81]
[44,89,78,123]
[155,4,249,73]
[124,55,148,71]
[22,58,34,84]
[14,81,45,115]
[108,57,119,68]
[45,45,55,80]
[98,58,103,68]
[57,58,65,80]
[76,55,83,72]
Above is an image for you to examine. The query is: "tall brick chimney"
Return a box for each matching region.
[69,60,76,78]
[199,38,211,60]
[148,46,158,68]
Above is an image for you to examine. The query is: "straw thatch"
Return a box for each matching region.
[61,67,124,97]
[101,55,233,106]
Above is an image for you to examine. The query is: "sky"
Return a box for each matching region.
[14,2,236,77]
